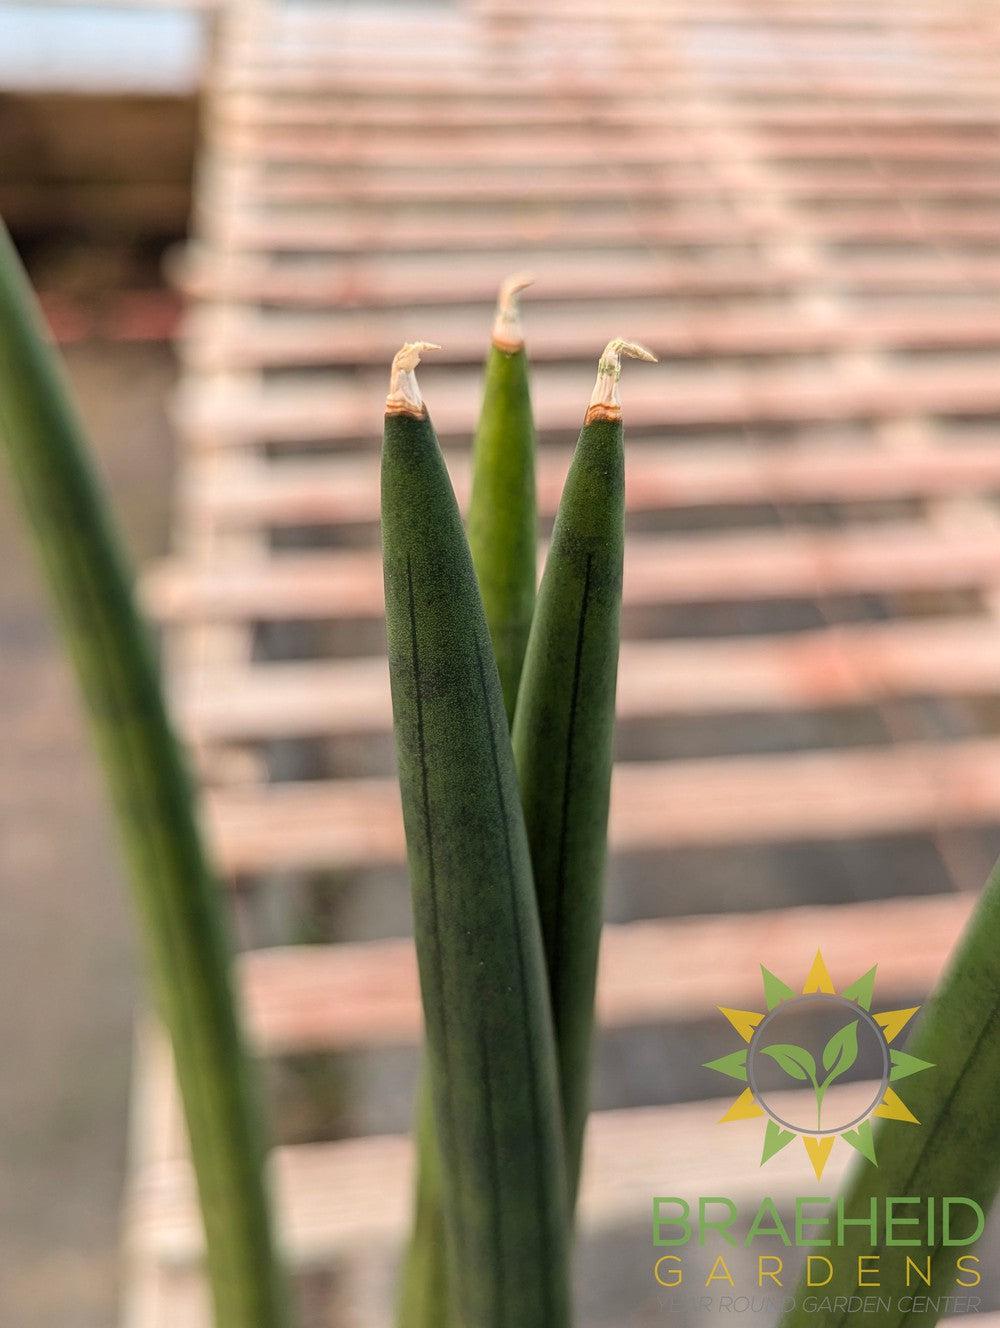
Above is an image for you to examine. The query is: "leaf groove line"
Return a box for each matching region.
[474,630,554,1324]
[406,554,466,1304]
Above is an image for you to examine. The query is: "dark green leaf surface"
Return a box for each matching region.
[512,413,625,1208]
[0,221,288,1327]
[396,1079,451,1328]
[467,344,536,725]
[780,863,1000,1328]
[404,332,537,1325]
[382,403,570,1328]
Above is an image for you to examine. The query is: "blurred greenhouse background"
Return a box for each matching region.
[1,4,203,1324]
[7,1,1000,1326]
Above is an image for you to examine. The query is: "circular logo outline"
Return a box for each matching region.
[746,993,890,1137]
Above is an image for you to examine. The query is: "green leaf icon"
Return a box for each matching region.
[759,1021,862,1131]
[759,1043,817,1083]
[821,1020,859,1089]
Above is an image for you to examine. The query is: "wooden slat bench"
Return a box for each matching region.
[123,0,1000,1322]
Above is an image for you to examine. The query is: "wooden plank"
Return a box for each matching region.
[179,440,1000,529]
[206,204,1000,257]
[174,248,797,307]
[204,736,1000,875]
[199,207,755,257]
[172,361,1000,445]
[211,124,1000,168]
[219,36,988,72]
[211,67,1000,99]
[173,248,1000,308]
[238,893,972,1055]
[224,9,984,41]
[143,522,1000,624]
[181,303,1000,370]
[472,5,987,25]
[224,29,998,67]
[128,1089,860,1268]
[40,0,213,8]
[211,92,1000,132]
[223,51,999,88]
[227,3,985,29]
[172,617,1000,743]
[463,0,1000,23]
[207,165,1000,209]
[224,44,995,75]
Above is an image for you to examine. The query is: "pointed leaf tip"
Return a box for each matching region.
[492,273,535,348]
[499,271,536,305]
[609,338,658,364]
[392,340,442,369]
[588,337,658,416]
[386,341,442,415]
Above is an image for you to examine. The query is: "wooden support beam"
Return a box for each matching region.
[172,617,1000,743]
[237,893,971,1055]
[143,523,1000,624]
[204,737,1000,875]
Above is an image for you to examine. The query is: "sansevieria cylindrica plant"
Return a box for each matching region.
[468,273,538,724]
[514,338,655,1207]
[13,206,1000,1328]
[381,341,571,1328]
[386,314,655,1327]
[398,279,541,1327]
[0,220,290,1328]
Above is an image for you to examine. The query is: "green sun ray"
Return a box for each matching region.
[842,1120,877,1165]
[761,1119,796,1165]
[889,1050,934,1082]
[761,966,796,1010]
[841,965,878,1011]
[703,1050,748,1082]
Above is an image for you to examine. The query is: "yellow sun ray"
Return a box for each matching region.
[874,1007,919,1043]
[719,1088,765,1123]
[873,1086,919,1124]
[718,1007,764,1042]
[802,949,836,994]
[803,1135,835,1180]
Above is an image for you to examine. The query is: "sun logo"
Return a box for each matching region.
[704,951,933,1181]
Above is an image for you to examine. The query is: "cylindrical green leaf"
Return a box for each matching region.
[401,282,538,1327]
[467,274,537,725]
[395,1079,450,1328]
[512,339,656,1208]
[0,221,288,1327]
[382,344,571,1328]
[780,865,1000,1328]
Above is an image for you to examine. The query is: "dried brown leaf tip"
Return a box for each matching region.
[492,273,535,351]
[585,338,657,423]
[386,341,442,417]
